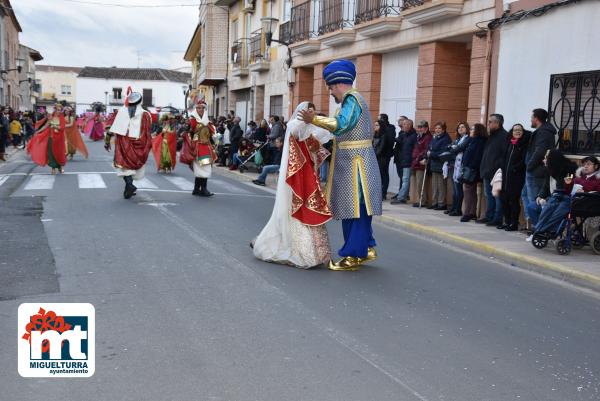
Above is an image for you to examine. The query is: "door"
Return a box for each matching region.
[235,101,248,128]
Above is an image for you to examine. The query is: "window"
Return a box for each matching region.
[142,89,153,107]
[231,19,239,43]
[112,87,122,99]
[61,85,72,95]
[549,70,600,155]
[269,95,283,118]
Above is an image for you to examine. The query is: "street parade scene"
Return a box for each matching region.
[1,0,600,400]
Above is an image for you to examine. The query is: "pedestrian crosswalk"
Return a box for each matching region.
[0,172,266,197]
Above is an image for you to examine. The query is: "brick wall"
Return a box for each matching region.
[416,41,471,131]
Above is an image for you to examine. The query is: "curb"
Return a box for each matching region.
[217,165,600,292]
[377,214,600,293]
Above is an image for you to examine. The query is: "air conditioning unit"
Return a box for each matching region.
[243,0,255,12]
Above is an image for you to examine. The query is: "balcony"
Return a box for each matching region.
[231,39,249,77]
[288,1,321,54]
[401,0,464,25]
[354,0,403,37]
[318,0,357,47]
[249,29,270,72]
[280,20,292,44]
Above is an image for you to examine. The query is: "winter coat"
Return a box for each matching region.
[526,122,556,178]
[565,167,600,193]
[450,135,470,182]
[461,135,487,178]
[394,128,417,168]
[382,123,396,159]
[501,131,530,198]
[229,124,243,148]
[480,127,509,180]
[410,131,432,171]
[427,132,451,173]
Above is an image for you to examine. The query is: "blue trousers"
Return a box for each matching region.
[483,178,502,222]
[534,192,570,234]
[339,203,376,258]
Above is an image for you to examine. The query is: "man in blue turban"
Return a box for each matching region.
[299,59,382,271]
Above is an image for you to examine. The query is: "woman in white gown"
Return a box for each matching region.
[253,102,334,268]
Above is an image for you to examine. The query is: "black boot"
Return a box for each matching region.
[192,177,201,196]
[199,178,214,197]
[123,176,136,199]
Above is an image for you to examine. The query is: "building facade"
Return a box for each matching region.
[1,0,22,109]
[75,67,191,114]
[18,45,43,111]
[186,0,292,126]
[36,65,82,109]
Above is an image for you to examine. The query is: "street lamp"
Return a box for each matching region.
[1,58,24,75]
[261,14,292,68]
[104,91,108,113]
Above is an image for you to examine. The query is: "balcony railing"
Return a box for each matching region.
[355,0,403,24]
[249,29,266,63]
[319,0,356,35]
[231,38,250,69]
[109,95,124,105]
[289,1,318,44]
[403,0,424,8]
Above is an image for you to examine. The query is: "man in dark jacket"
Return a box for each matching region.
[377,114,396,199]
[411,121,433,207]
[525,108,556,217]
[392,119,417,204]
[229,117,243,166]
[477,113,508,225]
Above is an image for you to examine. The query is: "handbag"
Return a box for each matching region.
[460,166,478,184]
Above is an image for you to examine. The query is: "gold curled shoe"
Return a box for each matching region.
[328,257,362,271]
[362,247,377,263]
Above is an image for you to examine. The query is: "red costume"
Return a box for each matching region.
[286,135,332,226]
[113,112,153,171]
[151,124,177,171]
[27,112,67,169]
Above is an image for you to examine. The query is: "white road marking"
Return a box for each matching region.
[0,175,9,187]
[164,176,194,191]
[134,177,158,189]
[77,173,107,189]
[210,178,253,194]
[136,188,273,198]
[24,175,55,190]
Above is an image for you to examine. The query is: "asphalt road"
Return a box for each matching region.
[1,141,599,401]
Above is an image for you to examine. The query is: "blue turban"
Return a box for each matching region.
[323,59,356,86]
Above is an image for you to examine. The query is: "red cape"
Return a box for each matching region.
[286,136,332,226]
[27,114,67,167]
[113,112,153,170]
[65,117,89,158]
[151,129,177,170]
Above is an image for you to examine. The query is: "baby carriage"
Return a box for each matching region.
[239,141,268,173]
[532,192,600,255]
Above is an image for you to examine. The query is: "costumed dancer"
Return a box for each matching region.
[151,114,177,173]
[299,59,383,271]
[87,106,105,141]
[27,103,68,174]
[252,101,333,268]
[64,106,89,160]
[104,90,153,199]
[180,100,216,197]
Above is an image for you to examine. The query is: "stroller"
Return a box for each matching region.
[532,192,600,255]
[238,141,269,173]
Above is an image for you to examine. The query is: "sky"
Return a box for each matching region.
[12,0,200,70]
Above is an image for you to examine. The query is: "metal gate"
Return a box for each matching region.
[549,70,600,155]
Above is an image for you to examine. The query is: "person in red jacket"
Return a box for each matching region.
[565,156,600,194]
[410,120,432,207]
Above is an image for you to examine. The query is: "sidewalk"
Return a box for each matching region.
[217,165,600,292]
